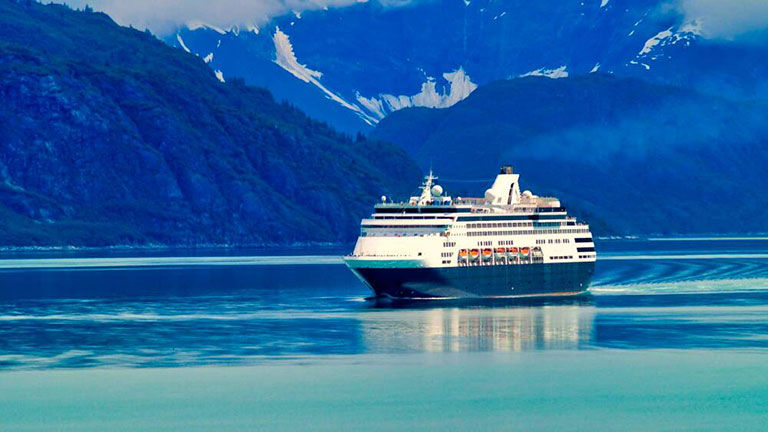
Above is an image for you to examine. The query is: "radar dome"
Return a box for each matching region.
[381,195,387,203]
[484,189,497,202]
[522,190,533,198]
[431,185,443,197]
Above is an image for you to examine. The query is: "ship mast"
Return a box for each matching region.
[417,170,435,206]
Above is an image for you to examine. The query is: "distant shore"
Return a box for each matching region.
[4,235,768,253]
[0,242,345,253]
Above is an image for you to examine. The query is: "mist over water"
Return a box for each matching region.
[1,239,767,370]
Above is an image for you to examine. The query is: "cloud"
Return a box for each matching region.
[678,0,768,40]
[54,0,371,35]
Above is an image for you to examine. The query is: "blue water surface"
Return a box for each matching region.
[1,239,767,431]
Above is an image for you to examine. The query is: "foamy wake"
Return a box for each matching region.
[590,278,768,295]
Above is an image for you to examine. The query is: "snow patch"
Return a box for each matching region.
[215,70,225,83]
[521,65,569,79]
[203,53,214,64]
[355,93,387,120]
[176,34,191,53]
[600,0,609,8]
[273,27,324,83]
[638,22,701,57]
[186,21,227,35]
[272,27,377,125]
[590,63,600,73]
[639,28,672,55]
[464,0,471,6]
[355,68,478,120]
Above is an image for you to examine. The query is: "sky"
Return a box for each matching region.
[55,0,768,40]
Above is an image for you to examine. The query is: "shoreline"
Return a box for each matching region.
[0,241,348,253]
[3,234,768,253]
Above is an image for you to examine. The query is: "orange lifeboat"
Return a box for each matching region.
[458,249,468,262]
[494,247,506,259]
[481,248,493,261]
[521,247,531,257]
[469,249,480,261]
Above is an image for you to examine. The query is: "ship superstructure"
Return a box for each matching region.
[344,166,596,298]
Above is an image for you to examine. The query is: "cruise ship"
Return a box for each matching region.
[344,166,596,299]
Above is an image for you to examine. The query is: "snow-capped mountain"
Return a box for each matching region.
[167,0,768,133]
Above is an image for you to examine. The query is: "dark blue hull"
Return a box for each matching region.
[351,262,595,299]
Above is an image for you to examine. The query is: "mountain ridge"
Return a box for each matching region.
[0,0,420,247]
[166,0,768,133]
[371,74,768,235]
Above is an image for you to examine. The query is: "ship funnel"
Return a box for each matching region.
[486,165,520,206]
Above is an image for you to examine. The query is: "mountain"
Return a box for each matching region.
[168,0,768,134]
[371,75,768,235]
[0,0,420,247]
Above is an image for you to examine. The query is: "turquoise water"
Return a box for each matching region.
[1,239,768,431]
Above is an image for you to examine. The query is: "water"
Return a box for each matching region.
[1,239,768,431]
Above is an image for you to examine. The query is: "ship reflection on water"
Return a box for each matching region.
[360,298,596,353]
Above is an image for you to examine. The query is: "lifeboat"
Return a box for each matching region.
[520,247,531,257]
[469,249,480,261]
[494,247,506,259]
[481,248,493,261]
[532,247,543,258]
[458,249,468,262]
[506,247,518,261]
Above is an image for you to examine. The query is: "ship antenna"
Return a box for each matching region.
[418,168,434,205]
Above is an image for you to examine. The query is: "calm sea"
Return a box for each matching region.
[1,239,767,431]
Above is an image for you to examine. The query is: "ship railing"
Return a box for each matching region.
[452,198,486,205]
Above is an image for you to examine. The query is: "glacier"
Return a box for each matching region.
[521,66,569,79]
[355,68,478,120]
[272,27,378,125]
